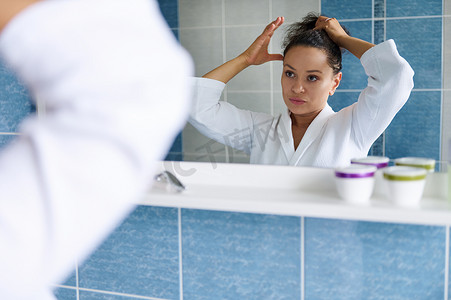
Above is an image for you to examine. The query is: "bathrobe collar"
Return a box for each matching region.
[278,104,336,165]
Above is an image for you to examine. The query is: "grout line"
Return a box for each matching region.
[178,208,184,300]
[177,14,449,31]
[384,0,387,41]
[221,0,230,163]
[445,225,449,300]
[76,260,80,300]
[76,287,168,300]
[301,216,305,300]
[339,15,443,22]
[444,0,448,279]
[440,2,445,162]
[52,284,77,290]
[269,0,274,116]
[371,0,375,44]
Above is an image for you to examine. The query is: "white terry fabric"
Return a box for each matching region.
[189,39,414,168]
[0,0,192,298]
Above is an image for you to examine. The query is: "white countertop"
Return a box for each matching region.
[140,161,451,226]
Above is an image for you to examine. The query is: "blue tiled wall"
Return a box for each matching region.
[305,218,445,299]
[55,207,449,300]
[323,0,443,160]
[159,0,184,162]
[181,210,301,299]
[79,206,180,299]
[0,58,34,151]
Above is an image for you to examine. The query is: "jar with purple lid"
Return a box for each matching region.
[351,156,390,169]
[334,165,377,204]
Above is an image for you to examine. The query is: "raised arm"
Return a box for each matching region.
[203,17,285,83]
[314,16,375,59]
[0,0,192,298]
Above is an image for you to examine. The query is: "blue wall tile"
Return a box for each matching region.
[53,287,77,300]
[305,218,445,300]
[0,134,17,150]
[165,132,183,161]
[181,209,301,300]
[369,133,384,156]
[386,17,442,89]
[321,0,372,19]
[162,7,181,161]
[157,0,178,29]
[0,61,34,132]
[60,269,77,288]
[374,20,385,45]
[338,21,372,90]
[386,0,442,17]
[79,206,180,299]
[385,91,441,160]
[329,91,360,112]
[172,28,179,41]
[374,0,385,18]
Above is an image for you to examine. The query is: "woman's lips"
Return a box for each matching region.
[289,98,306,105]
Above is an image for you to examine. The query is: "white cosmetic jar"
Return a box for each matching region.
[334,165,377,204]
[351,156,390,169]
[394,157,436,172]
[383,166,427,207]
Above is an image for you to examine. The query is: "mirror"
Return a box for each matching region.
[177,0,450,169]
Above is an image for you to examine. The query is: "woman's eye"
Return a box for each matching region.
[285,71,295,78]
[307,75,318,82]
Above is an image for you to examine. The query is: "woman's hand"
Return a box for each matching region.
[203,17,285,83]
[313,16,349,47]
[314,15,375,59]
[240,17,285,66]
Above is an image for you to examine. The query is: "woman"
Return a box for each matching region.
[189,13,414,168]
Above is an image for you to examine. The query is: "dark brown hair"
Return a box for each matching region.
[282,12,350,74]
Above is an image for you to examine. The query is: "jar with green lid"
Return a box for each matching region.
[383,166,427,207]
[394,157,435,172]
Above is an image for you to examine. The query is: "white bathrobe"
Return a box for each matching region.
[0,0,192,298]
[189,39,414,168]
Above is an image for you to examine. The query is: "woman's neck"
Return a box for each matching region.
[290,108,323,150]
[290,109,322,129]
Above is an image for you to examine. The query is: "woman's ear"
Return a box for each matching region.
[329,72,342,95]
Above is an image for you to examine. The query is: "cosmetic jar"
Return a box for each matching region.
[394,157,435,172]
[383,166,427,207]
[351,156,389,169]
[334,165,377,204]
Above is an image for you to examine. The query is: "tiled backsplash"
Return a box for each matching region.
[54,206,449,300]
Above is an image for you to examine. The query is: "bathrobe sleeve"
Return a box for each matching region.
[346,39,414,150]
[0,0,192,298]
[189,77,274,154]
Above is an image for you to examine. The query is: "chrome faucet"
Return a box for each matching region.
[154,171,185,193]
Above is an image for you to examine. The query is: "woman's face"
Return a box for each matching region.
[281,45,341,117]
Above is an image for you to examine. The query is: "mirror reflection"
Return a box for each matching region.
[178,0,450,168]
